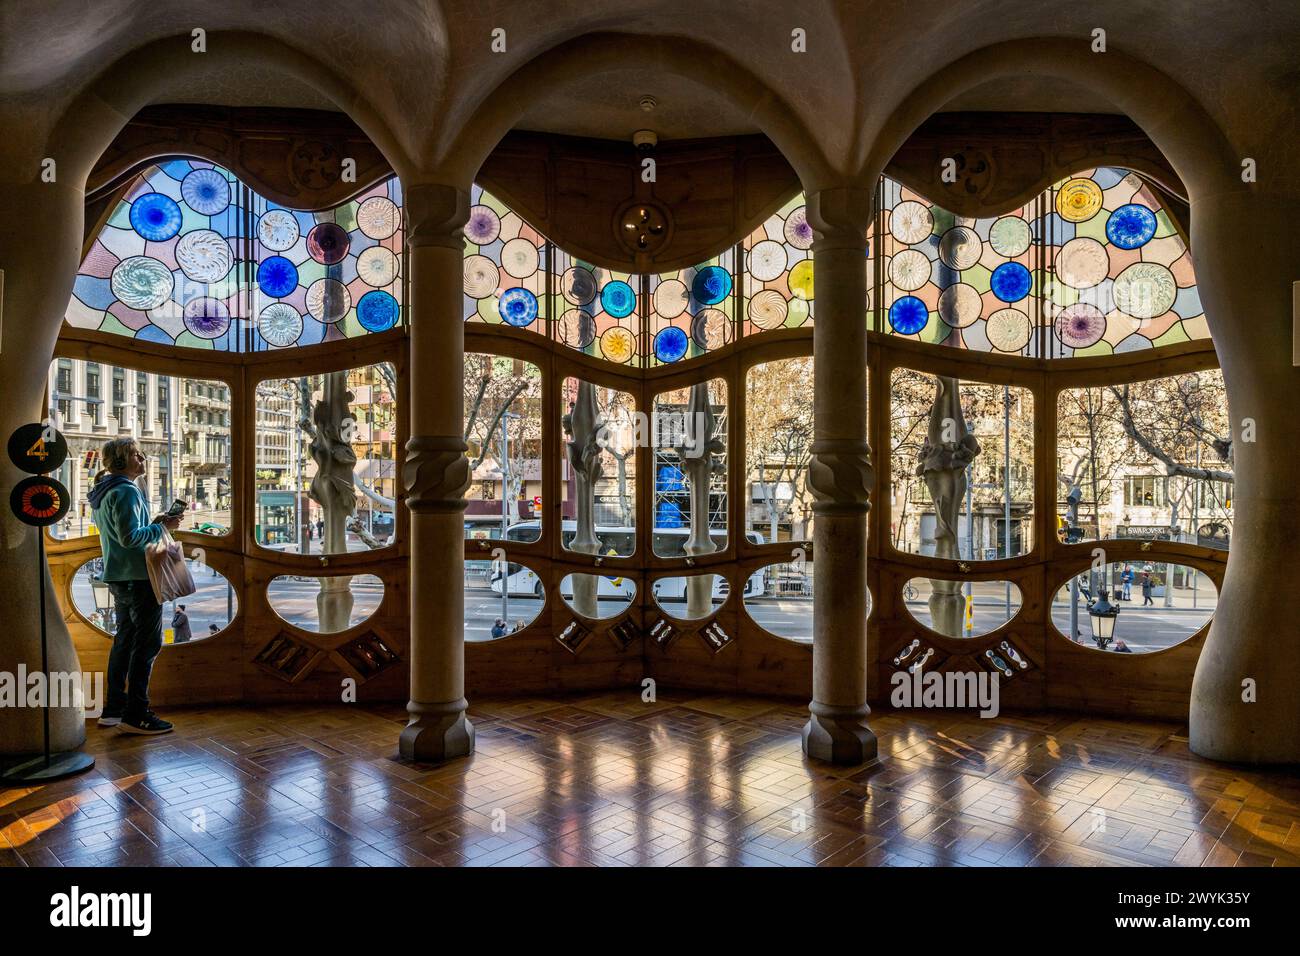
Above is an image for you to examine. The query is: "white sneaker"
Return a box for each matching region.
[97,716,122,727]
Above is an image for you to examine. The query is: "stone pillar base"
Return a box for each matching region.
[801,701,878,765]
[399,698,474,764]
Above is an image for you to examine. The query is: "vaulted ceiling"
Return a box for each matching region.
[0,0,1296,190]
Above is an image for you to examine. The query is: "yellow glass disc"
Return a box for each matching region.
[600,326,636,363]
[788,259,815,300]
[1055,178,1103,223]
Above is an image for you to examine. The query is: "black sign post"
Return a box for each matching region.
[2,423,95,783]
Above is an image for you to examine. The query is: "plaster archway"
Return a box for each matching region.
[431,31,839,193]
[863,39,1299,763]
[0,31,411,756]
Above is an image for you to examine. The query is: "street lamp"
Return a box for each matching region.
[498,409,522,625]
[1088,589,1120,650]
[90,574,115,631]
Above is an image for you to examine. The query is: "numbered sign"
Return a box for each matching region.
[7,422,68,475]
[10,475,71,527]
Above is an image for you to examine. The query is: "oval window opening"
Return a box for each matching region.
[267,573,383,633]
[559,573,635,619]
[903,577,1022,638]
[743,558,810,641]
[72,556,237,643]
[652,573,728,620]
[466,559,544,640]
[1051,562,1216,652]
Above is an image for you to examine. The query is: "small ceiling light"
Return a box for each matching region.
[632,129,658,152]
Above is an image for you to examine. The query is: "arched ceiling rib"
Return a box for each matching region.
[1,0,1296,199]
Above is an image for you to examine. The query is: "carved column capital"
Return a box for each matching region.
[404,435,471,513]
[405,183,470,249]
[806,187,874,251]
[807,439,874,514]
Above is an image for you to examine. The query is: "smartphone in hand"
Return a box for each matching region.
[155,499,188,524]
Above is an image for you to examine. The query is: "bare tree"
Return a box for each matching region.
[745,358,814,541]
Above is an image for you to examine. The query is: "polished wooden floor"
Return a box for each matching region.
[2,693,1298,867]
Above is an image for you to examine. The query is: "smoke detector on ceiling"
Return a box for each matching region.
[639,94,658,112]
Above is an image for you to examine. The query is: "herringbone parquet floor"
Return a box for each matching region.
[2,694,1298,867]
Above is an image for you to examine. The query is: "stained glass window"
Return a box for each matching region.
[645,250,737,366]
[463,185,547,333]
[741,195,817,335]
[551,248,640,364]
[873,167,1207,356]
[1042,167,1203,356]
[251,178,405,347]
[67,160,405,350]
[879,178,1038,352]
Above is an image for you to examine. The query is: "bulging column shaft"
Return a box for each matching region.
[801,188,877,766]
[399,183,474,763]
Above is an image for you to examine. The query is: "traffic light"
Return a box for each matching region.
[83,449,99,470]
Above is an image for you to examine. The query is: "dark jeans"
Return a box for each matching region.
[106,580,163,720]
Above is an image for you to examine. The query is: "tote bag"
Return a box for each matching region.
[145,529,197,604]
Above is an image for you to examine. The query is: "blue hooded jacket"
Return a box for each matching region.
[88,473,164,582]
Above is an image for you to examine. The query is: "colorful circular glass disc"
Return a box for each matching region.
[600,326,636,363]
[357,197,400,240]
[987,308,1032,352]
[788,260,814,300]
[692,266,732,305]
[176,229,233,283]
[889,296,929,334]
[181,168,231,215]
[654,326,689,363]
[1106,203,1158,249]
[306,222,351,265]
[257,209,300,251]
[257,256,298,298]
[692,308,731,349]
[130,193,183,241]
[990,262,1032,302]
[258,303,303,347]
[356,290,400,331]
[183,297,230,339]
[1055,178,1103,223]
[498,288,538,327]
[111,256,174,310]
[748,289,789,330]
[601,280,636,318]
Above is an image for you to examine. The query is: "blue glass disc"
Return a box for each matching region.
[356,290,400,331]
[1105,204,1158,249]
[990,262,1032,302]
[691,266,732,305]
[257,256,299,298]
[129,193,183,241]
[498,288,538,327]
[181,168,231,215]
[653,326,689,363]
[889,296,929,334]
[601,280,636,318]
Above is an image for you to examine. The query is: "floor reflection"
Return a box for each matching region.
[1,696,1297,866]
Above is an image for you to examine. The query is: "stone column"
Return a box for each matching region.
[398,183,474,763]
[801,188,877,765]
[1189,189,1300,763]
[0,179,88,756]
